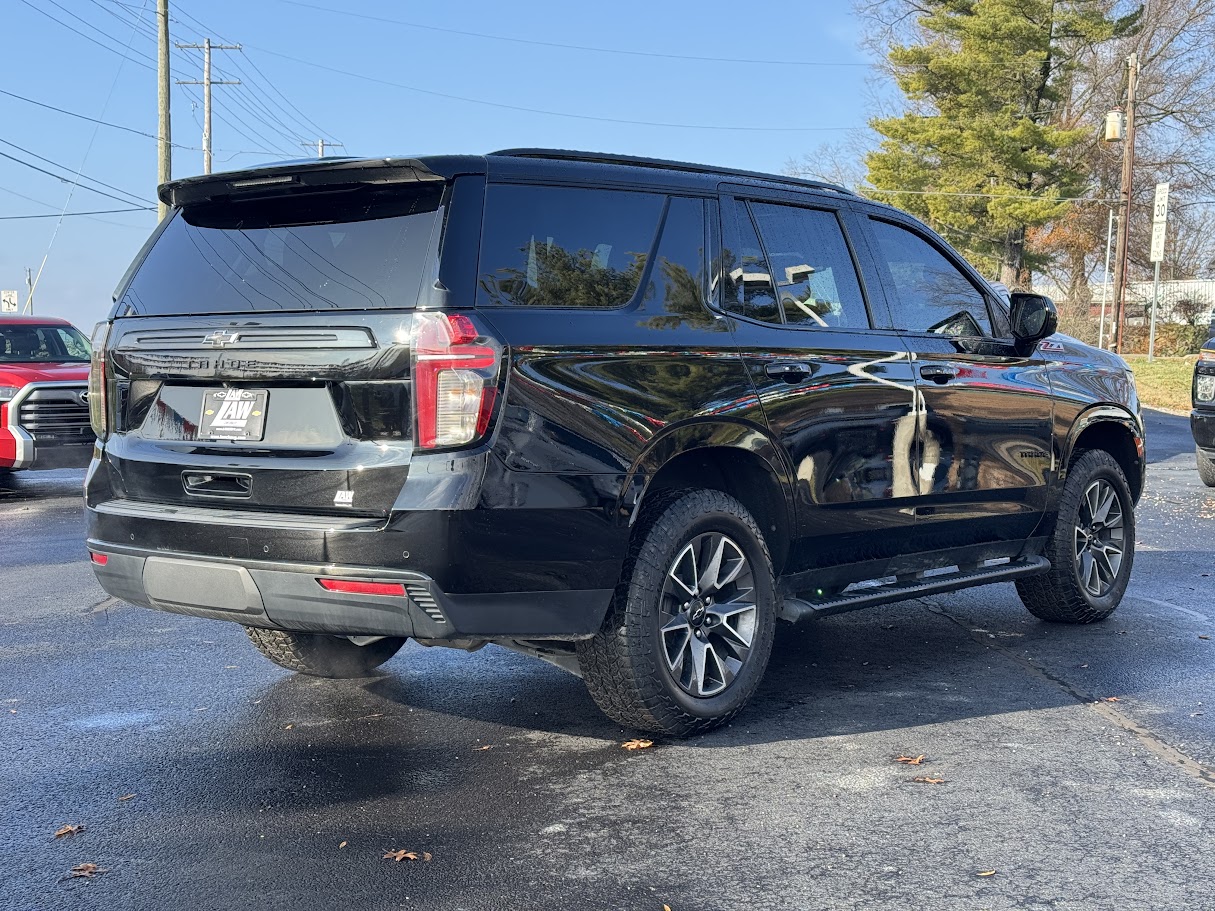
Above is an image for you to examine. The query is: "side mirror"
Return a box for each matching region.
[1009,292,1058,352]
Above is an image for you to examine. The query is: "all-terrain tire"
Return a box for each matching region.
[245,627,405,678]
[1016,449,1135,623]
[576,489,777,737]
[1197,446,1215,488]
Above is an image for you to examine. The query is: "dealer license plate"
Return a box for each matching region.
[199,388,269,441]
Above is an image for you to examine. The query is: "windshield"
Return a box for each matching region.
[0,324,91,363]
[113,183,444,316]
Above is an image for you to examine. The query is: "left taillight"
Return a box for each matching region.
[411,312,502,450]
[89,321,110,440]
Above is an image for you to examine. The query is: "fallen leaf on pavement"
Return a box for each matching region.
[475,745,493,751]
[895,754,926,765]
[117,794,135,802]
[976,870,997,877]
[664,905,672,911]
[622,739,654,750]
[1103,696,1121,702]
[54,824,85,839]
[1200,635,1210,641]
[68,863,107,879]
[913,777,946,784]
[383,850,432,862]
[339,841,347,849]
[283,723,294,730]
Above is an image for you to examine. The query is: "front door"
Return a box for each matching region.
[855,213,1055,553]
[717,192,920,574]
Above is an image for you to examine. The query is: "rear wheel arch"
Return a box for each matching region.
[628,432,794,575]
[1065,409,1144,502]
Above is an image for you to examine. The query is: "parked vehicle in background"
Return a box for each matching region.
[1193,338,1215,487]
[1,315,93,474]
[86,150,1145,736]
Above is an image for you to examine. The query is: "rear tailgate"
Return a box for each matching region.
[95,164,454,519]
[102,313,416,517]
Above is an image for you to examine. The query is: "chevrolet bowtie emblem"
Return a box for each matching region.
[202,330,241,348]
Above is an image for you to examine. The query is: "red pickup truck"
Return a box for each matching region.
[1,315,94,473]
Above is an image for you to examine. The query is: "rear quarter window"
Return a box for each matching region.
[477,185,665,308]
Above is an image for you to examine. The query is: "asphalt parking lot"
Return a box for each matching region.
[2,409,1213,911]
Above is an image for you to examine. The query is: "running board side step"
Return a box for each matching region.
[779,556,1050,623]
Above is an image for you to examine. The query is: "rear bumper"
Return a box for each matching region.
[1193,409,1215,452]
[87,541,613,640]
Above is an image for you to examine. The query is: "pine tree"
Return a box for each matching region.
[865,0,1140,288]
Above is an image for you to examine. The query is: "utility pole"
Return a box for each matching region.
[302,139,344,159]
[176,38,240,174]
[1111,52,1138,353]
[157,0,171,220]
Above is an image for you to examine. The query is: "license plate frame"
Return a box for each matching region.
[198,388,269,442]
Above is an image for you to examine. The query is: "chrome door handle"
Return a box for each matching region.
[765,361,813,381]
[919,364,959,383]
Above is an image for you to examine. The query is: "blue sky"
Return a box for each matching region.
[1,0,882,330]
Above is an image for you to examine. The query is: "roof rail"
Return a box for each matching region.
[489,148,855,196]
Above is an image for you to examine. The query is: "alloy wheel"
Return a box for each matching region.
[1073,478,1125,598]
[659,532,758,697]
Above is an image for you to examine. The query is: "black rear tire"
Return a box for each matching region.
[245,628,405,678]
[577,489,777,737]
[1197,446,1215,488]
[1016,449,1135,623]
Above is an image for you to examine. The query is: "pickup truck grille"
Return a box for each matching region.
[17,386,91,440]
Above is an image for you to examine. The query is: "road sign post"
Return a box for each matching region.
[1148,182,1169,361]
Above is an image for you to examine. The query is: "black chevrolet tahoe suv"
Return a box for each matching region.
[85,149,1146,736]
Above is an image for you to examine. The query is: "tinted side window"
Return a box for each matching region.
[477,185,664,308]
[868,219,991,337]
[643,197,714,328]
[720,201,778,323]
[750,203,869,330]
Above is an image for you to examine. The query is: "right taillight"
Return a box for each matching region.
[88,321,111,440]
[411,312,501,450]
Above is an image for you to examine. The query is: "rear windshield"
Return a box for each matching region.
[113,184,444,315]
[0,324,90,363]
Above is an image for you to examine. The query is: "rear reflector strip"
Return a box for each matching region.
[89,552,109,566]
[316,578,406,597]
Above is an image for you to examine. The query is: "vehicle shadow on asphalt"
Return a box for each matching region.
[218,600,1095,765]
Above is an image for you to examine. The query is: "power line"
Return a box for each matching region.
[268,0,873,69]
[0,149,150,208]
[23,0,153,313]
[0,138,153,205]
[0,88,276,155]
[171,3,336,143]
[247,45,855,133]
[0,184,154,229]
[15,0,155,71]
[0,207,154,220]
[859,186,1118,203]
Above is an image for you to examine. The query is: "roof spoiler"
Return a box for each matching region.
[158,157,444,208]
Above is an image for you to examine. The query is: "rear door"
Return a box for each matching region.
[854,210,1055,551]
[717,188,919,574]
[98,173,458,524]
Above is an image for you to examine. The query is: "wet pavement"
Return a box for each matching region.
[2,410,1213,911]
